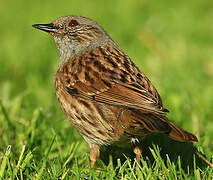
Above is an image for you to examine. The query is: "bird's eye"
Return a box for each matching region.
[68,20,79,27]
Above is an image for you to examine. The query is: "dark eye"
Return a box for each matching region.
[68,20,79,27]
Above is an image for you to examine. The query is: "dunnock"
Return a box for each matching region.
[33,15,198,167]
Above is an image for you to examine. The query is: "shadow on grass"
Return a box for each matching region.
[100,133,207,172]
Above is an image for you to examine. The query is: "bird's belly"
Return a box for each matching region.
[56,89,124,145]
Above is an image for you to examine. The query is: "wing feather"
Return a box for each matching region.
[60,45,168,115]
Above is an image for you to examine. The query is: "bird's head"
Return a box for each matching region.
[33,15,110,62]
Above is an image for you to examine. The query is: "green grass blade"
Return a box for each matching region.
[0,145,12,179]
[13,145,26,178]
[0,100,15,130]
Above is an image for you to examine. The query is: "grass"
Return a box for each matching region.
[0,0,213,179]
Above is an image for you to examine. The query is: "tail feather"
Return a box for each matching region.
[132,112,198,142]
[166,120,198,142]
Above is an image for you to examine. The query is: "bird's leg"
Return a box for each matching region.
[89,143,100,168]
[133,145,142,163]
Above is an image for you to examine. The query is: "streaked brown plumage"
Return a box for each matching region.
[33,15,198,167]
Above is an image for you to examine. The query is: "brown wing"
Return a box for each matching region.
[59,45,168,115]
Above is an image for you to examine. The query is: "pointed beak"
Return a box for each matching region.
[32,23,58,33]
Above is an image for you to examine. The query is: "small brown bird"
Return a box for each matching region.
[33,15,198,167]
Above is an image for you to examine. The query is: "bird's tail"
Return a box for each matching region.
[131,112,198,142]
[165,119,198,142]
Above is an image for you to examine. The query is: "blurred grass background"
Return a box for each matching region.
[0,0,213,179]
